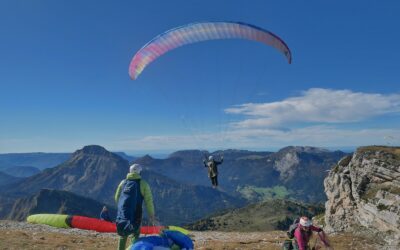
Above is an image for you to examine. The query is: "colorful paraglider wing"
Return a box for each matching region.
[26,213,187,236]
[130,236,172,250]
[166,225,190,235]
[27,214,70,228]
[140,225,165,234]
[129,21,292,79]
[130,241,154,250]
[70,215,117,233]
[162,230,194,250]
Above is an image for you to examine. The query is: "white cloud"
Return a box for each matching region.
[3,126,399,153]
[3,88,399,153]
[110,88,400,151]
[225,88,400,128]
[111,126,400,151]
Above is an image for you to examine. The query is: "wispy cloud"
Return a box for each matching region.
[3,88,399,153]
[225,88,400,128]
[111,88,400,151]
[112,126,400,151]
[3,126,399,153]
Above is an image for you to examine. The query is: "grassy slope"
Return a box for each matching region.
[358,146,400,157]
[187,199,324,231]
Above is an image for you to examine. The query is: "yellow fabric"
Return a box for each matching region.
[167,226,190,235]
[27,214,70,228]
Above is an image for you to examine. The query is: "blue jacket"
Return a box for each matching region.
[100,209,112,222]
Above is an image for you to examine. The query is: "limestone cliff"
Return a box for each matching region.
[324,146,400,247]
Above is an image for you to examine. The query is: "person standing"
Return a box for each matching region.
[115,163,155,250]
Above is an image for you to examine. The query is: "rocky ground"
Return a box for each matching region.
[0,220,386,250]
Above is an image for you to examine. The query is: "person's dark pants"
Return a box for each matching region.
[211,176,218,187]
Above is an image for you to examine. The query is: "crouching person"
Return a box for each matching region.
[284,216,331,250]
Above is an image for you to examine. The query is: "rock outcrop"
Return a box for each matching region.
[273,148,300,181]
[324,146,400,247]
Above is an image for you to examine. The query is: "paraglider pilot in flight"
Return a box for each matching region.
[203,155,223,188]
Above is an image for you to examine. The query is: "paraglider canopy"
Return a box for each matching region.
[129,21,292,80]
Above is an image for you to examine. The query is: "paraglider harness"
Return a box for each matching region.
[116,179,143,237]
[283,218,299,250]
[203,155,223,178]
[206,160,218,178]
[287,217,301,239]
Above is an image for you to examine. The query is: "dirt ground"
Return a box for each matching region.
[0,221,385,250]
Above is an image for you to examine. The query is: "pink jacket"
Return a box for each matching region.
[294,225,322,250]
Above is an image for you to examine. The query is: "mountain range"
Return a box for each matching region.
[1,145,398,248]
[0,145,243,225]
[138,146,347,202]
[0,145,346,225]
[0,151,135,177]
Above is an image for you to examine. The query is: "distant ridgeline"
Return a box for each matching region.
[0,153,71,170]
[0,145,345,225]
[0,151,135,172]
[136,146,347,203]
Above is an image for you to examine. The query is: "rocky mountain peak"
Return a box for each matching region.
[72,145,112,157]
[134,154,155,165]
[324,146,400,247]
[3,145,129,206]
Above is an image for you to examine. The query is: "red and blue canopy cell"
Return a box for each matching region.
[129,21,292,80]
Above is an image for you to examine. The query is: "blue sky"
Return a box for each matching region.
[1,0,399,154]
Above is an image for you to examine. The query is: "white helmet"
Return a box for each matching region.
[208,155,214,161]
[299,217,312,227]
[129,163,143,174]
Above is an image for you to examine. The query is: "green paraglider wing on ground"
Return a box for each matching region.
[27,214,70,228]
